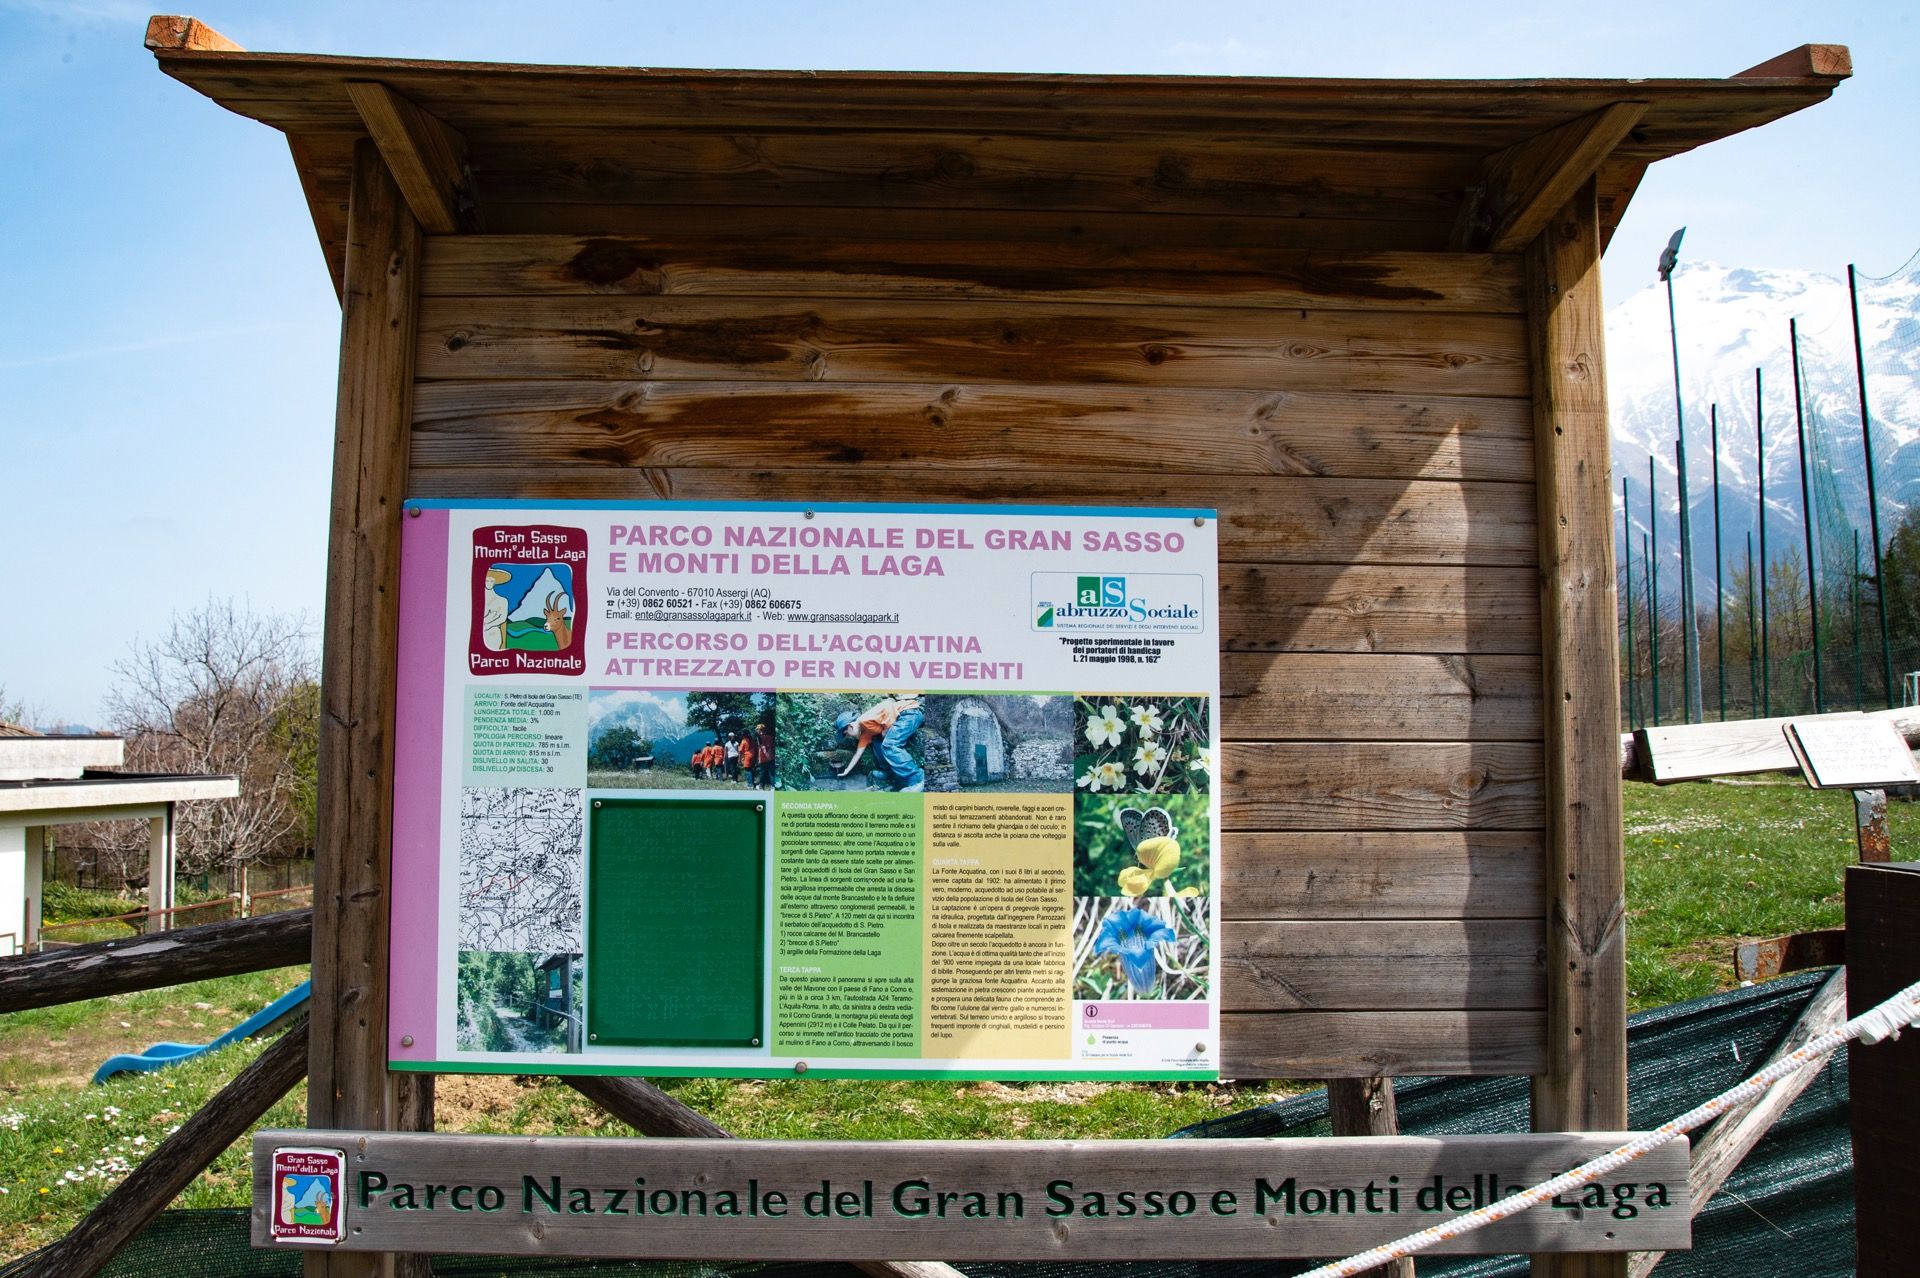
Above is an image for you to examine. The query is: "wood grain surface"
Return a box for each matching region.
[410,382,1535,482]
[1219,831,1545,920]
[413,296,1530,394]
[422,235,1526,311]
[1220,919,1545,1010]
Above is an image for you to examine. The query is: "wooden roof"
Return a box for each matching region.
[146,16,1849,295]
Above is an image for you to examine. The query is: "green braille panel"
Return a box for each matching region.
[586,799,765,1047]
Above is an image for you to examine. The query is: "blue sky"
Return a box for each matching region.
[2,1,1914,724]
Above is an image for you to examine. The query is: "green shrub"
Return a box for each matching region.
[39,882,142,923]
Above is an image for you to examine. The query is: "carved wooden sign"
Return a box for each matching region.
[253,1130,1689,1259]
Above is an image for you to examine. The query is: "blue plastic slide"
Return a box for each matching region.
[92,980,312,1085]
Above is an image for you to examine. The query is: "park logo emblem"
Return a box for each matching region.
[468,525,589,677]
[269,1146,347,1245]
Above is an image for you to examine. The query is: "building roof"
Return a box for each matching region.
[145,17,1849,294]
[0,770,240,822]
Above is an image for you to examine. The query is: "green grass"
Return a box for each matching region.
[0,968,308,1089]
[0,1039,306,1259]
[1623,774,1896,1009]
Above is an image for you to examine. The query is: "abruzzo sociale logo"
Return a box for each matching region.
[1031,572,1204,633]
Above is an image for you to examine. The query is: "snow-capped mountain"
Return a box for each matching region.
[506,566,571,622]
[1608,259,1920,585]
[587,690,688,745]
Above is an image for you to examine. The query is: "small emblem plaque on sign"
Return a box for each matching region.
[268,1146,347,1245]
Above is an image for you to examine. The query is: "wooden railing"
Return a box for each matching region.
[35,885,314,949]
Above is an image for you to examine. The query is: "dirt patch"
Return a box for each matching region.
[0,1012,228,1089]
[431,1074,530,1128]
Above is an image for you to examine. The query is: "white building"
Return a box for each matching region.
[0,722,238,955]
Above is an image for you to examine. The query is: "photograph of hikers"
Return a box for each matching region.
[587,689,774,790]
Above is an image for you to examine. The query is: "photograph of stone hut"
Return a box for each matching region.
[775,693,1073,793]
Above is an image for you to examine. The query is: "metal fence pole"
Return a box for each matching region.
[1792,319,1824,712]
[1849,263,1896,707]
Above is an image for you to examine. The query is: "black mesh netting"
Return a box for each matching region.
[2,970,1851,1278]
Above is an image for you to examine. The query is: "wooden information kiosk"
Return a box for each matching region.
[77,16,1855,1276]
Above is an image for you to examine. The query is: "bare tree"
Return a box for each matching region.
[0,683,44,731]
[95,600,319,877]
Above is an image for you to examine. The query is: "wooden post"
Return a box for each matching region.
[1847,862,1920,1277]
[306,137,422,1278]
[1328,1077,1414,1278]
[1526,177,1628,1278]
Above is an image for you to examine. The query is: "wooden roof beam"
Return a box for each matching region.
[143,14,241,53]
[345,80,483,234]
[1458,102,1647,253]
[1735,44,1852,80]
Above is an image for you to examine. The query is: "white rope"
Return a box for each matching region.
[1287,977,1920,1278]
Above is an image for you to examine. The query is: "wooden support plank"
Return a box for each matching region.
[422,235,1527,311]
[1733,45,1853,80]
[410,384,1537,482]
[1221,564,1540,655]
[566,1073,734,1139]
[1221,831,1545,920]
[1526,177,1626,1278]
[410,473,1544,563]
[1482,104,1647,253]
[1223,1009,1545,1076]
[1221,741,1544,831]
[308,138,422,1278]
[143,14,241,52]
[1224,653,1542,740]
[13,1021,307,1278]
[0,909,310,1014]
[347,81,482,234]
[1221,919,1544,1010]
[413,295,1531,395]
[1329,1077,1416,1278]
[1634,711,1856,782]
[1627,968,1847,1278]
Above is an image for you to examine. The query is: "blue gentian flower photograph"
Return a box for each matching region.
[1075,896,1211,1001]
[1095,908,1178,993]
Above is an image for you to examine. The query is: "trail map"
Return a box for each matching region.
[457,787,584,951]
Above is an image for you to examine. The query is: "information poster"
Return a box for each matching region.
[389,500,1220,1079]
